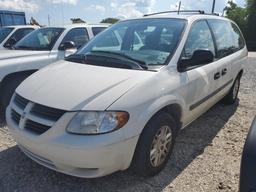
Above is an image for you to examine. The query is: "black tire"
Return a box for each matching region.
[0,75,29,113]
[222,76,241,105]
[131,112,178,176]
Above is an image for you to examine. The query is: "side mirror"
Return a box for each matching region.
[4,37,17,49]
[178,50,214,72]
[59,41,76,51]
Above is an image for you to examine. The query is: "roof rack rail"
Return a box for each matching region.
[144,10,205,17]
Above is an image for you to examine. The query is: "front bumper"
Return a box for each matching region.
[6,106,139,178]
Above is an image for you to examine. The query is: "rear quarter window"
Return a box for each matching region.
[92,27,107,36]
[208,19,245,58]
[230,23,245,50]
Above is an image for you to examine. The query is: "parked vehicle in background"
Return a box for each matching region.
[6,11,247,178]
[0,24,109,113]
[240,117,256,192]
[246,41,256,51]
[0,25,39,50]
[0,10,26,27]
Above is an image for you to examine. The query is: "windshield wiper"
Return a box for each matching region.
[90,50,148,70]
[14,45,35,50]
[65,54,86,64]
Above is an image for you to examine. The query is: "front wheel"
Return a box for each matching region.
[222,77,241,105]
[131,112,178,176]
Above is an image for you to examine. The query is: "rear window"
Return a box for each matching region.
[208,20,245,58]
[92,27,107,36]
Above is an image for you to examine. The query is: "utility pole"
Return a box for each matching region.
[212,0,216,13]
[48,14,50,26]
[61,3,64,25]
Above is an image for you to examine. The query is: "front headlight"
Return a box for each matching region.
[66,111,129,135]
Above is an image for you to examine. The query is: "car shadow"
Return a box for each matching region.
[0,101,239,192]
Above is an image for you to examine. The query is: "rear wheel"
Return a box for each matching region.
[222,77,241,105]
[132,112,178,176]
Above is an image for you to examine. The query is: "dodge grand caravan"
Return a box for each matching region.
[6,12,247,178]
[0,24,109,113]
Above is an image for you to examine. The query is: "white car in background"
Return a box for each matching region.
[0,25,39,50]
[6,12,247,178]
[0,24,109,112]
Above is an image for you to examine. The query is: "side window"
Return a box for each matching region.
[92,27,107,36]
[182,20,215,59]
[61,28,89,49]
[230,23,245,50]
[208,20,238,58]
[4,28,34,47]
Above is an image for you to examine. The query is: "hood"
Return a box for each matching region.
[16,61,155,111]
[0,50,49,61]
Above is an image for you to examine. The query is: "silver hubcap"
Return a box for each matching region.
[232,79,239,99]
[150,125,172,167]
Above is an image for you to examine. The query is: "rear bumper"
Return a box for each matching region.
[6,106,139,178]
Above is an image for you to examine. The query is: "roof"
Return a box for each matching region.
[126,12,230,23]
[0,10,25,14]
[1,25,39,29]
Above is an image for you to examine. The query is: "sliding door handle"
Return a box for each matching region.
[222,68,227,76]
[214,72,221,80]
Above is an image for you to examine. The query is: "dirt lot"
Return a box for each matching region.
[0,55,255,192]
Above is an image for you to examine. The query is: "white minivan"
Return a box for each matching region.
[0,24,109,112]
[7,12,247,178]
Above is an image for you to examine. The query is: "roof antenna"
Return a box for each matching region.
[177,1,182,15]
[212,0,216,14]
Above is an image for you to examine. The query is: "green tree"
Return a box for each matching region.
[100,18,119,24]
[225,1,248,38]
[247,0,256,41]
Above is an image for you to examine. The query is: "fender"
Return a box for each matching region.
[121,94,187,139]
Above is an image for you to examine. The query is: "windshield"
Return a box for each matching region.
[76,19,186,69]
[14,27,64,51]
[0,27,14,43]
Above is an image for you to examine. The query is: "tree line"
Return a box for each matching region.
[225,0,256,50]
[70,17,119,24]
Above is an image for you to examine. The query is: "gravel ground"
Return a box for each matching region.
[0,55,255,192]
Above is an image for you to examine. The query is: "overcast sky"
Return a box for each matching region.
[0,0,246,26]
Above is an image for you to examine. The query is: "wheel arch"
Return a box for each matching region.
[149,103,183,129]
[0,70,37,100]
[238,69,243,79]
[129,101,184,171]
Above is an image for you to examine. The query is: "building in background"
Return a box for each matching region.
[0,10,26,27]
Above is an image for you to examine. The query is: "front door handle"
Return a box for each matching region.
[222,68,227,76]
[214,72,221,80]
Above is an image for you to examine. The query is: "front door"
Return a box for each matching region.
[178,20,220,126]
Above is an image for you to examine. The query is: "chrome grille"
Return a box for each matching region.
[31,103,66,121]
[11,109,21,125]
[13,94,29,110]
[10,94,66,135]
[24,119,51,134]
